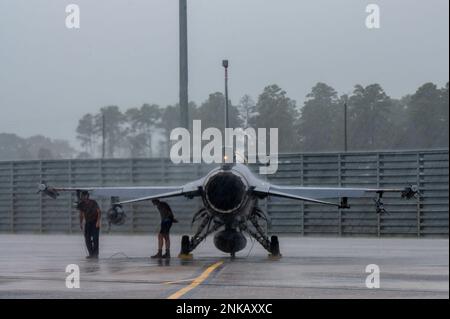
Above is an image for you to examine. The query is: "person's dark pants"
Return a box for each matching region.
[84,221,99,257]
[160,218,173,235]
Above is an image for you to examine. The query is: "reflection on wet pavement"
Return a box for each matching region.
[0,235,448,299]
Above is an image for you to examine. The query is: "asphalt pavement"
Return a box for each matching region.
[0,234,447,299]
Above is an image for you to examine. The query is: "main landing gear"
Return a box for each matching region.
[179,207,281,259]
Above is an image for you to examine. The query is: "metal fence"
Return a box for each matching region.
[0,149,448,237]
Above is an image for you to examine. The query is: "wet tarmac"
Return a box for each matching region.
[0,234,448,299]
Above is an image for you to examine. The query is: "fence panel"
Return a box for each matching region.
[0,150,447,237]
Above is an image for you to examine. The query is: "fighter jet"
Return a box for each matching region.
[38,158,419,258]
[38,62,419,258]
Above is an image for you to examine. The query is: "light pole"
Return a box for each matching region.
[222,60,231,164]
[179,0,189,130]
[102,112,105,159]
[344,100,348,152]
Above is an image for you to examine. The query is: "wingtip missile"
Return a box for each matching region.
[401,185,420,199]
[37,182,59,199]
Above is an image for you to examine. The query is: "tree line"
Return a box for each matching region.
[75,81,449,158]
[0,81,447,161]
[0,134,76,161]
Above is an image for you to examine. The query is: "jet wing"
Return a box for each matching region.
[268,185,379,199]
[253,184,419,208]
[37,179,204,203]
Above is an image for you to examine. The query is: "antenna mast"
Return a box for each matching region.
[222,60,229,130]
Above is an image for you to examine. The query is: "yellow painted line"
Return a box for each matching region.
[167,261,224,299]
[163,278,197,285]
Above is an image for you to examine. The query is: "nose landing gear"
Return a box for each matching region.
[179,235,193,260]
[269,236,280,257]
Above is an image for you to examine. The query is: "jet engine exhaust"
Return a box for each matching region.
[213,229,247,254]
[204,172,247,213]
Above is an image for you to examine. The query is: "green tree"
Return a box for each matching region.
[139,103,161,157]
[254,84,300,153]
[298,83,341,151]
[386,95,410,148]
[438,82,449,147]
[125,104,161,157]
[197,92,241,132]
[161,104,180,137]
[76,113,96,155]
[0,133,31,160]
[160,102,198,156]
[95,106,126,158]
[405,82,447,148]
[237,94,257,129]
[348,84,393,150]
[37,147,53,160]
[26,135,76,159]
[0,134,75,160]
[125,107,145,157]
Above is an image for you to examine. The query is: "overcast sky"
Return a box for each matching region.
[0,0,448,147]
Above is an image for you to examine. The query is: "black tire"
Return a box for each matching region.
[181,235,190,255]
[270,235,280,256]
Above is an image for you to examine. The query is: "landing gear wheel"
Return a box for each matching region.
[269,235,281,257]
[180,235,190,255]
[178,235,193,260]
